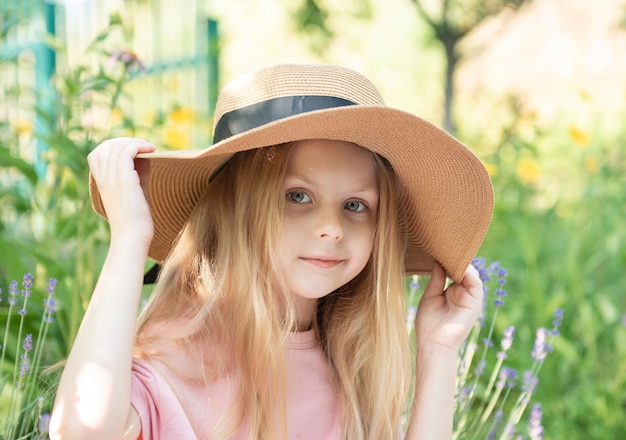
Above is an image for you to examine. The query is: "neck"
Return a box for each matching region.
[293,297,318,332]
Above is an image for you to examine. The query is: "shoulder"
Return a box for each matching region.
[130,357,198,440]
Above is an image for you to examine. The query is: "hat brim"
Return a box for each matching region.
[89,105,493,282]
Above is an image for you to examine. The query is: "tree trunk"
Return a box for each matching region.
[442,36,459,135]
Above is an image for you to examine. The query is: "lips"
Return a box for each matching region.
[300,257,344,269]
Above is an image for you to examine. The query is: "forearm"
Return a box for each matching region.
[405,344,458,440]
[50,235,149,440]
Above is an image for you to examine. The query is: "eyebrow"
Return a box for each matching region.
[283,173,379,194]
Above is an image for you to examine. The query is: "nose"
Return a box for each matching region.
[314,206,344,241]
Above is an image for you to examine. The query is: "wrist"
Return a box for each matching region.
[416,340,459,362]
[109,231,152,257]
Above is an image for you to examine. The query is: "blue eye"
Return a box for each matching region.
[287,191,311,204]
[345,200,367,212]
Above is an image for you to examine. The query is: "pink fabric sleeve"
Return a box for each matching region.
[131,358,197,440]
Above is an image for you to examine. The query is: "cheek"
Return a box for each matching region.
[350,222,376,261]
[280,214,303,253]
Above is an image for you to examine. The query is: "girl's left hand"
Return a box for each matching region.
[414,262,483,353]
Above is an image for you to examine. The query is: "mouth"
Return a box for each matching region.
[300,257,345,269]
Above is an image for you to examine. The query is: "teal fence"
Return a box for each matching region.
[0,0,219,176]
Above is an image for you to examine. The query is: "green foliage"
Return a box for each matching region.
[0,275,57,439]
[0,16,152,438]
[471,98,626,438]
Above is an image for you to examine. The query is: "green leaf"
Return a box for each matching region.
[0,147,38,185]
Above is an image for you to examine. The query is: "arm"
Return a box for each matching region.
[50,138,156,440]
[405,262,483,439]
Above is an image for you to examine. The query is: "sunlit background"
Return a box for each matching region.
[1,0,625,438]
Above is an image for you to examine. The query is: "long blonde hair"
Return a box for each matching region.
[134,142,411,439]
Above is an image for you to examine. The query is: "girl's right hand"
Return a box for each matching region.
[87,137,156,246]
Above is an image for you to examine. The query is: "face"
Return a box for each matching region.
[279,139,379,325]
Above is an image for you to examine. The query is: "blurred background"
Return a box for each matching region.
[0,0,624,438]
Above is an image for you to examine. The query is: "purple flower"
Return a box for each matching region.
[493,265,508,307]
[16,334,33,388]
[23,334,33,352]
[497,366,518,389]
[44,297,57,323]
[531,327,548,362]
[528,403,544,440]
[409,275,419,291]
[107,49,145,73]
[487,410,504,440]
[22,272,34,291]
[8,280,19,305]
[474,359,486,376]
[522,370,539,394]
[501,326,515,351]
[551,308,564,336]
[457,385,472,405]
[46,277,58,295]
[502,422,516,439]
[39,412,51,433]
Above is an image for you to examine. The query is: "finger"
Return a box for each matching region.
[421,261,447,300]
[461,265,483,301]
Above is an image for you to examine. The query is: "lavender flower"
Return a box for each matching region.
[522,370,539,394]
[531,327,548,362]
[496,367,518,389]
[18,273,34,315]
[474,359,486,376]
[8,280,19,305]
[38,412,51,434]
[551,308,564,336]
[502,423,516,439]
[22,272,34,292]
[451,258,563,439]
[487,409,504,439]
[528,403,544,440]
[46,277,58,295]
[43,278,58,323]
[16,334,33,388]
[493,265,508,307]
[497,326,516,360]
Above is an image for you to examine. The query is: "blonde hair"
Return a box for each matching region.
[134,143,411,439]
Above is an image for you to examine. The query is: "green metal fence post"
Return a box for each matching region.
[207,18,219,122]
[33,1,56,179]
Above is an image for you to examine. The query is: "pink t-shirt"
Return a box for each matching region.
[130,329,342,439]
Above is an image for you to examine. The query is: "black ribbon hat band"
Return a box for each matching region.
[212,95,356,144]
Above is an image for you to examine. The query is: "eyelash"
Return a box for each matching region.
[285,190,368,212]
[286,190,311,204]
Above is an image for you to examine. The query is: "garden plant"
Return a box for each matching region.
[1,6,626,440]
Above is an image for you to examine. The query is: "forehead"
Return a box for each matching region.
[286,139,378,183]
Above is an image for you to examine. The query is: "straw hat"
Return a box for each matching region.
[90,63,493,282]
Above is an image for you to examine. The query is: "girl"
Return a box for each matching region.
[50,63,493,439]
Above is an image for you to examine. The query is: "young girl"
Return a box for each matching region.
[50,63,493,440]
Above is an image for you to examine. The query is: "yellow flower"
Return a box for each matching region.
[569,125,590,147]
[584,157,598,173]
[483,162,499,177]
[163,126,191,150]
[109,108,124,126]
[516,159,541,184]
[11,118,33,135]
[167,108,195,123]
